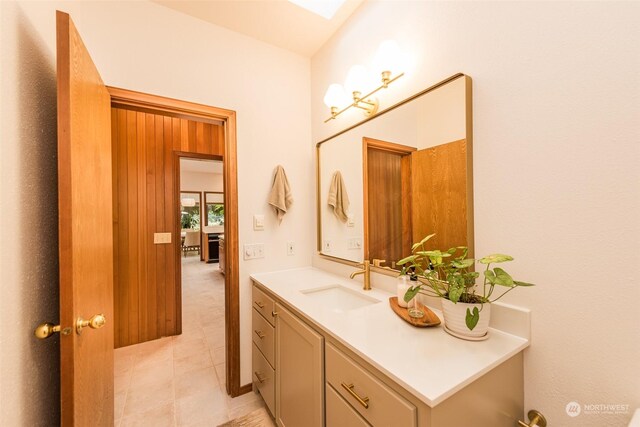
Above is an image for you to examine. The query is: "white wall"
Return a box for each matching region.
[311,1,640,426]
[0,1,312,424]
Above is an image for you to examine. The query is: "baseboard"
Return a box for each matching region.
[238,383,253,396]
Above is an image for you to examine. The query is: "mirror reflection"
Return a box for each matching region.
[317,74,473,269]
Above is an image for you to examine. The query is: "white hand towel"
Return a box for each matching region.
[268,165,293,223]
[327,171,350,223]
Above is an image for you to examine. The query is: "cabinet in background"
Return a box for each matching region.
[201,232,220,263]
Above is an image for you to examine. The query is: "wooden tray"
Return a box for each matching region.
[389,297,441,327]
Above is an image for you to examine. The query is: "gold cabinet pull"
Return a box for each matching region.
[255,301,265,308]
[254,329,266,339]
[76,313,106,335]
[518,410,547,427]
[341,382,370,409]
[34,323,72,339]
[254,371,266,383]
[272,311,278,317]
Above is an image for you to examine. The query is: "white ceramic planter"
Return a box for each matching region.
[441,298,491,338]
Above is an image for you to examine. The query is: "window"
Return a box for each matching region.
[205,192,224,226]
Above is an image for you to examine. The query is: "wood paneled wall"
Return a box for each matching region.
[411,139,469,253]
[111,107,223,348]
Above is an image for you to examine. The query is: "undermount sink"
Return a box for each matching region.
[300,285,380,313]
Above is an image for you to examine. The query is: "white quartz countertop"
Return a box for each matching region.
[250,267,529,407]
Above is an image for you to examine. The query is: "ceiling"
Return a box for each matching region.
[151,0,365,57]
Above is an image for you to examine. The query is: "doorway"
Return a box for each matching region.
[107,88,245,404]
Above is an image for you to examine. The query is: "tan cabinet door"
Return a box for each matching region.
[56,11,114,426]
[275,304,324,427]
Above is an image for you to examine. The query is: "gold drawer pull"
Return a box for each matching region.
[255,301,265,308]
[255,371,266,383]
[254,329,266,339]
[341,382,370,409]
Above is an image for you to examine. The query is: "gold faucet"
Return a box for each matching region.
[350,260,371,290]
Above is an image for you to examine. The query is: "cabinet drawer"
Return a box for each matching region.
[252,308,274,367]
[326,383,371,427]
[252,284,275,326]
[326,343,416,427]
[252,342,275,416]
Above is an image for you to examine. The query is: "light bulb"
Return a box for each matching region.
[373,40,402,75]
[344,65,375,97]
[323,83,348,108]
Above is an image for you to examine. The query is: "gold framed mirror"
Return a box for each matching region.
[316,73,473,273]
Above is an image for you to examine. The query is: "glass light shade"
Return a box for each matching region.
[181,198,196,207]
[373,40,402,75]
[323,83,348,108]
[344,65,375,95]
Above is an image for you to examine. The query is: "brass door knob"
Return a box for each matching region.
[76,314,106,335]
[35,322,72,339]
[518,409,547,427]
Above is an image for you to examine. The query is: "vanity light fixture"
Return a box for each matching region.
[323,40,405,123]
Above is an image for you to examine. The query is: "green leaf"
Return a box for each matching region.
[452,258,475,269]
[466,307,480,330]
[411,233,436,251]
[397,255,417,265]
[514,280,535,287]
[484,269,497,284]
[419,250,451,258]
[403,285,421,303]
[447,247,457,255]
[448,285,464,303]
[478,254,514,264]
[492,267,514,286]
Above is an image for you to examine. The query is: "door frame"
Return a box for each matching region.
[107,87,245,397]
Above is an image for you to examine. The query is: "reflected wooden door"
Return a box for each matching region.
[57,11,114,425]
[363,137,415,267]
[411,139,469,252]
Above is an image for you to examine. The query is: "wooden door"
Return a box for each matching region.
[275,304,324,427]
[411,139,469,252]
[363,138,415,267]
[57,11,114,425]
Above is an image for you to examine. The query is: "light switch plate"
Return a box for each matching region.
[287,241,295,256]
[323,240,332,253]
[347,237,362,250]
[253,214,265,231]
[347,215,355,227]
[154,232,171,244]
[244,243,265,260]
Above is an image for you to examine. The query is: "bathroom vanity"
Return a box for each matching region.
[251,267,529,427]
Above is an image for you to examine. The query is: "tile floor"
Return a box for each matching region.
[114,255,267,426]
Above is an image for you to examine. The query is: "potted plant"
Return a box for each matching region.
[397,233,534,338]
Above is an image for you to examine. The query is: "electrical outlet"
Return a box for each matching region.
[287,241,295,256]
